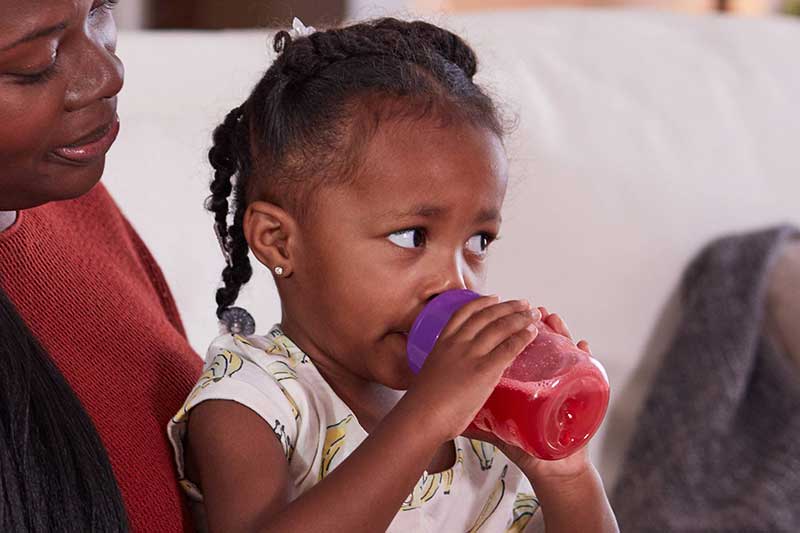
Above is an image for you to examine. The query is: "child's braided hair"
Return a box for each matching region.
[206,18,505,326]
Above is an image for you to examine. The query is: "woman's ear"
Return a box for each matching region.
[244,201,298,278]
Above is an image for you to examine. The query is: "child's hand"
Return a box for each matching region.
[402,295,540,443]
[465,307,596,483]
[490,309,620,533]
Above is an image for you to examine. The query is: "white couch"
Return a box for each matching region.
[105,9,800,491]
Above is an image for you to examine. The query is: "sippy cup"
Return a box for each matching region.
[407,289,610,460]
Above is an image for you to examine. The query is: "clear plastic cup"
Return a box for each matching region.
[407,289,610,460]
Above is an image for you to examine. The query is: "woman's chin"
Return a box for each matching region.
[45,157,107,203]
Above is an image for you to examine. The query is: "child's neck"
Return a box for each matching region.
[279,319,458,474]
[280,320,402,433]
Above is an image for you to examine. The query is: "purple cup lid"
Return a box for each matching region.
[407,289,482,374]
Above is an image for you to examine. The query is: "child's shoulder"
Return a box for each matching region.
[203,326,309,370]
[193,327,321,418]
[170,327,321,464]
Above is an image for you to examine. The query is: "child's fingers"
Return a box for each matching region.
[546,312,573,340]
[577,340,591,354]
[484,327,537,369]
[440,295,500,337]
[456,299,533,340]
[471,307,538,356]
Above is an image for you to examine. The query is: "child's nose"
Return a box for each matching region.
[422,262,468,303]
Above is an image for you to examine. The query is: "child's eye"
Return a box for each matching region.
[388,228,426,249]
[465,233,495,256]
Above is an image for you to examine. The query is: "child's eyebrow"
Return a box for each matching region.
[378,205,501,224]
[474,207,501,224]
[380,204,448,220]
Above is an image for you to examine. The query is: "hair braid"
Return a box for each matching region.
[205,105,254,321]
[274,19,478,85]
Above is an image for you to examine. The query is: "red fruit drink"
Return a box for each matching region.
[471,320,610,460]
[407,290,610,461]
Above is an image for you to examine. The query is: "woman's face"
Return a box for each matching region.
[0,0,123,211]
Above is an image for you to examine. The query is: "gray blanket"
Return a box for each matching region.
[611,225,800,532]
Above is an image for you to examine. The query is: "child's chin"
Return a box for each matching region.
[371,340,414,391]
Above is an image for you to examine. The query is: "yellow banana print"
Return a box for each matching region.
[506,493,539,533]
[172,350,243,424]
[400,446,463,511]
[319,415,353,480]
[264,361,302,419]
[233,334,254,347]
[273,334,309,364]
[401,472,441,511]
[267,360,298,381]
[470,440,495,471]
[467,465,508,533]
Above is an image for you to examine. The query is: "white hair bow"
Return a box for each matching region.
[289,17,317,39]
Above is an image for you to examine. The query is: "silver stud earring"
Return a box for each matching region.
[274,266,285,276]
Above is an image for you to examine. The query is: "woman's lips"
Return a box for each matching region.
[51,116,120,164]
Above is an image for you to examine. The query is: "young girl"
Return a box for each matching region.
[168,17,618,533]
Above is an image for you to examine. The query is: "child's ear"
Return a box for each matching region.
[244,201,297,278]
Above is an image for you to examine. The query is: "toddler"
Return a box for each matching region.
[168,17,618,533]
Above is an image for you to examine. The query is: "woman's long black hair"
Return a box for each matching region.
[206,17,506,319]
[0,286,129,532]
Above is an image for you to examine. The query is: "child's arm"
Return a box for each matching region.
[187,392,442,533]
[187,296,537,533]
[510,309,619,533]
[519,451,619,533]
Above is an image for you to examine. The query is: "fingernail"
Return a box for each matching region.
[530,308,542,321]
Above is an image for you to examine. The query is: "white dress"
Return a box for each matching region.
[168,325,541,532]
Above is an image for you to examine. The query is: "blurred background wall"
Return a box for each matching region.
[114,0,799,29]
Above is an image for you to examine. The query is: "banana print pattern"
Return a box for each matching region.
[171,350,243,424]
[319,414,354,480]
[267,360,298,381]
[266,361,301,421]
[271,333,309,364]
[467,465,508,533]
[167,326,542,531]
[506,493,540,532]
[401,447,464,511]
[470,439,496,471]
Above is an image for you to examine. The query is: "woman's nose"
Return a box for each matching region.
[64,33,124,112]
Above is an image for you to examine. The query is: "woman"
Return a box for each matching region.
[0,1,202,531]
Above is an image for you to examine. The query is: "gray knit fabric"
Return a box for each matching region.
[611,225,800,533]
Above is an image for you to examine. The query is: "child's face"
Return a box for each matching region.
[290,118,508,390]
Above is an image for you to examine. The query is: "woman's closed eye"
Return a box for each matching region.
[91,0,120,14]
[10,0,118,86]
[10,51,59,86]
